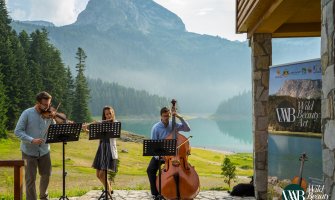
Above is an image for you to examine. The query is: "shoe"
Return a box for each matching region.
[40,193,49,200]
[153,196,165,200]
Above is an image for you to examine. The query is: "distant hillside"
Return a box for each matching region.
[19,20,55,27]
[214,91,252,120]
[10,0,321,112]
[276,79,322,99]
[88,78,169,116]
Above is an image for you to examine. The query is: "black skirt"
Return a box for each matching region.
[92,139,118,172]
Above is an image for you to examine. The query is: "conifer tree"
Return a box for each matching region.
[18,31,31,56]
[29,29,68,107]
[72,47,91,122]
[17,31,34,108]
[62,67,74,117]
[0,72,7,138]
[0,0,11,40]
[0,1,21,129]
[27,31,44,97]
[9,32,33,127]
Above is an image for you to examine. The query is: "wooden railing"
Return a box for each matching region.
[0,160,25,200]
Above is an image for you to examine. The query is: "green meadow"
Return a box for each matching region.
[0,132,252,198]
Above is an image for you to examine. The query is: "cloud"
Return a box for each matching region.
[6,0,89,26]
[10,8,27,19]
[153,0,246,41]
[196,8,214,16]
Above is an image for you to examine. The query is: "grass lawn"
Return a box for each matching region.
[0,131,253,198]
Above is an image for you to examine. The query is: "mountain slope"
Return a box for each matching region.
[275,79,322,98]
[10,0,320,112]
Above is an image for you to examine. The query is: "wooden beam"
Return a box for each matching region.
[237,0,259,32]
[246,0,315,38]
[0,160,25,200]
[0,160,25,167]
[275,23,321,33]
[272,32,320,38]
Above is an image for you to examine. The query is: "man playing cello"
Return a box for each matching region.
[146,106,191,199]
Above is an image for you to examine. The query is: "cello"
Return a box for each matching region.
[157,99,200,200]
[291,153,308,192]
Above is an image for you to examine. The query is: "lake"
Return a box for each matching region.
[120,117,253,153]
[120,117,323,180]
[268,134,323,180]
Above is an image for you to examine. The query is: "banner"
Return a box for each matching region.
[268,59,323,183]
[268,59,322,134]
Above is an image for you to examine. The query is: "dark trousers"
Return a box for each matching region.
[147,157,160,196]
[22,152,52,200]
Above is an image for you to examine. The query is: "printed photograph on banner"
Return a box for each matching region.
[268,59,323,193]
[268,59,322,134]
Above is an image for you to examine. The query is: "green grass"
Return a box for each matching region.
[0,131,253,197]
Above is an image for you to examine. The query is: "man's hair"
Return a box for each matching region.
[36,91,52,102]
[160,107,170,116]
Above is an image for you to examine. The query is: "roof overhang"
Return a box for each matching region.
[236,0,321,38]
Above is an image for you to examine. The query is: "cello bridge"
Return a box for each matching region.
[172,160,180,167]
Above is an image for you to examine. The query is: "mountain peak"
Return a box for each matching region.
[74,0,186,33]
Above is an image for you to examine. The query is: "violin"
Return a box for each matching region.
[158,99,200,200]
[291,153,308,192]
[82,119,113,132]
[41,104,73,124]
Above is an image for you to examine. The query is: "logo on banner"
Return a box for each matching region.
[275,100,320,128]
[275,101,295,127]
[306,184,329,199]
[282,184,305,200]
[283,69,289,77]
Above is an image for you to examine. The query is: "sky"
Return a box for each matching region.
[5,0,247,41]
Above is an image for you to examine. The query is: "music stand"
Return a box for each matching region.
[88,122,121,200]
[143,139,177,200]
[46,123,82,200]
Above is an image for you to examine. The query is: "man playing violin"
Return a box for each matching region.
[15,91,54,200]
[146,106,191,200]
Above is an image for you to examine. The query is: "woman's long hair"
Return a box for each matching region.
[101,106,115,121]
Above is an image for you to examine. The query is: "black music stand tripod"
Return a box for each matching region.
[143,139,177,200]
[46,123,82,200]
[88,121,121,200]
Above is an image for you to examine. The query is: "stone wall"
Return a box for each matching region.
[321,0,335,198]
[250,33,272,200]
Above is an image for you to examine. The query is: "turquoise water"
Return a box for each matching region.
[269,134,322,180]
[120,117,253,152]
[120,117,322,180]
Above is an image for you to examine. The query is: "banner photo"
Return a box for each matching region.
[268,59,323,183]
[268,58,322,134]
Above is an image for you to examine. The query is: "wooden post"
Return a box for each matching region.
[0,160,25,200]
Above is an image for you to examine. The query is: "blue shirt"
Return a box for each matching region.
[151,118,191,140]
[14,107,55,157]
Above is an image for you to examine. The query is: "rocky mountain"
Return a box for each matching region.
[10,0,321,112]
[276,79,322,98]
[75,0,185,33]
